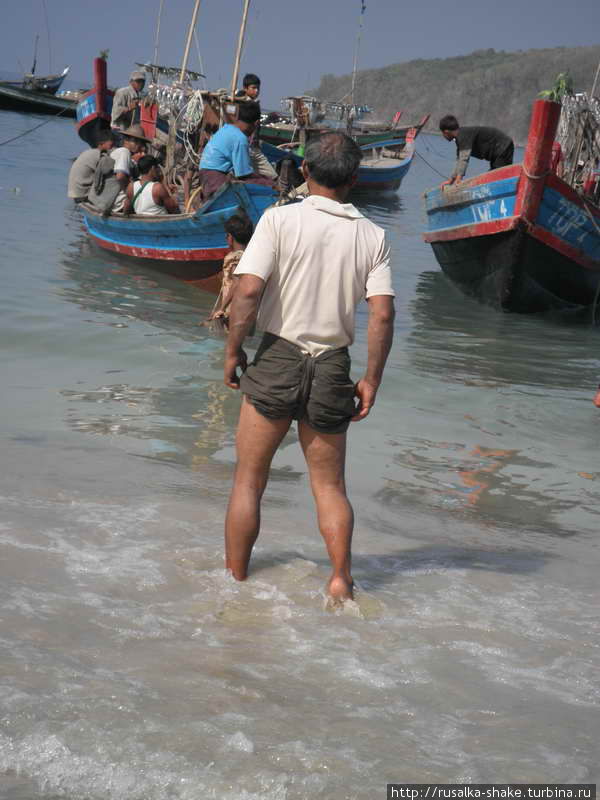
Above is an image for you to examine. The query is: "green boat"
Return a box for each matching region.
[260,96,420,149]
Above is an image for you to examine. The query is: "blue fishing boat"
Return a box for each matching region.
[79,181,280,289]
[423,99,600,313]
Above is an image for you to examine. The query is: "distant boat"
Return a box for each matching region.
[0,30,74,115]
[422,98,600,313]
[0,77,76,117]
[262,117,429,193]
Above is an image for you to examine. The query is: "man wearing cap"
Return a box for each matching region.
[111,71,146,134]
[101,124,150,214]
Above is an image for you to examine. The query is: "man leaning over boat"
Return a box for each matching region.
[439,114,514,187]
[199,101,276,200]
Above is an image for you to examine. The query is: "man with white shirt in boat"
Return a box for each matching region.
[67,130,115,203]
[109,124,151,213]
[439,115,514,187]
[223,132,395,604]
[123,155,179,215]
[111,70,146,137]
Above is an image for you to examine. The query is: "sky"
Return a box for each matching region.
[2,0,600,108]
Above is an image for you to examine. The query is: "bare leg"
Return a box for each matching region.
[298,421,354,601]
[225,397,292,580]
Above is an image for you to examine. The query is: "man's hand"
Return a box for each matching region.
[441,176,461,189]
[352,378,379,421]
[224,348,248,389]
[128,100,139,111]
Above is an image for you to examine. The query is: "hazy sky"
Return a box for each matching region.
[2,0,600,107]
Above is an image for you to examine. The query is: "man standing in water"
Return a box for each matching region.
[223,132,395,603]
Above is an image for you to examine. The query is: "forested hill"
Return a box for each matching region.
[311,46,600,143]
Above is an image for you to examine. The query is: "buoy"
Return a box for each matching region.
[593,385,600,408]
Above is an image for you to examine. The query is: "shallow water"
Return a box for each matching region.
[0,111,599,799]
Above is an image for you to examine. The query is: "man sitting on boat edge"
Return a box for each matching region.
[86,124,150,215]
[199,101,276,199]
[123,155,180,216]
[67,130,115,204]
[439,114,514,188]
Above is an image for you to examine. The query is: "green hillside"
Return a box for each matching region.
[311,46,600,143]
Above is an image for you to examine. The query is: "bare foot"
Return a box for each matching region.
[326,575,354,603]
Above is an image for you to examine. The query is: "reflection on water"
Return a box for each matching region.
[2,114,600,800]
[409,270,600,390]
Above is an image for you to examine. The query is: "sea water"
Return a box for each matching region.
[0,111,599,800]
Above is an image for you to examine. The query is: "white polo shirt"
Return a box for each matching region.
[235,194,394,356]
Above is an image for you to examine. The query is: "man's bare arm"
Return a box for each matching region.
[224,274,264,388]
[353,294,395,421]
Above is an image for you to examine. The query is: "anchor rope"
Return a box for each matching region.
[0,104,71,147]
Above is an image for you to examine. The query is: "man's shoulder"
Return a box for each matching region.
[74,148,100,165]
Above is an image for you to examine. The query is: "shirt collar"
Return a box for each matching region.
[304,194,363,219]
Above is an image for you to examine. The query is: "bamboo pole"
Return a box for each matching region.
[230,0,251,101]
[180,0,202,83]
[591,57,600,100]
[153,0,165,72]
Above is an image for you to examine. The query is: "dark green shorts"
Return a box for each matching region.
[240,333,356,434]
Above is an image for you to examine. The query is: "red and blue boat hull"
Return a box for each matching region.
[423,101,600,312]
[80,182,280,288]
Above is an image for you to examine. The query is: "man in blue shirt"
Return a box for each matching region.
[199,101,276,198]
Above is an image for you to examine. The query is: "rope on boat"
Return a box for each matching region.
[0,105,72,147]
[521,166,552,180]
[414,147,448,179]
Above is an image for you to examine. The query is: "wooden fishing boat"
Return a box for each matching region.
[262,117,429,193]
[261,117,412,150]
[422,98,600,313]
[0,81,76,116]
[79,181,279,290]
[76,58,114,145]
[2,65,70,95]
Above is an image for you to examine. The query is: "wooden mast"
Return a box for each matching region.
[180,0,202,83]
[348,1,366,134]
[166,0,203,175]
[230,0,251,101]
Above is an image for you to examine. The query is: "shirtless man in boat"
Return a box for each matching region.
[439,115,514,187]
[223,132,395,604]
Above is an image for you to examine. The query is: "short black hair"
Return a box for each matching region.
[243,73,260,88]
[224,208,253,245]
[95,129,114,146]
[237,100,261,125]
[137,155,158,175]
[439,115,459,131]
[304,132,362,188]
